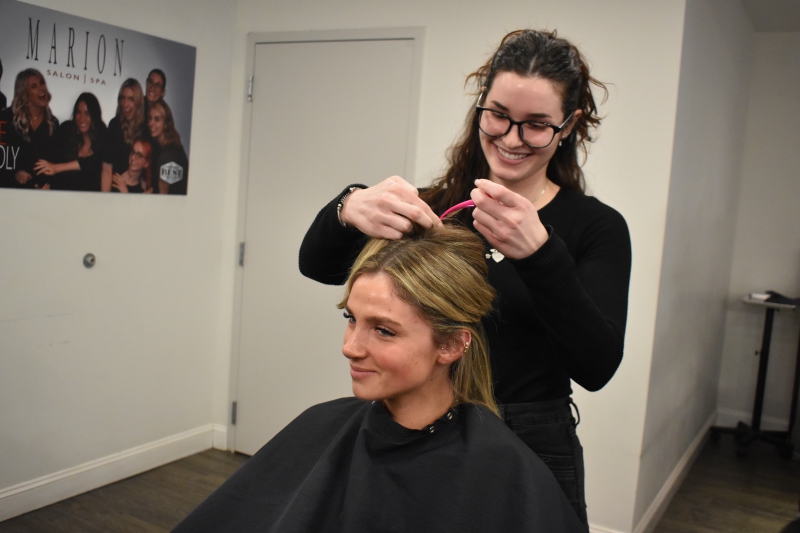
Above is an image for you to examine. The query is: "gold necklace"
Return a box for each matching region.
[532,182,548,204]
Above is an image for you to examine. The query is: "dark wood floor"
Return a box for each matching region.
[0,450,249,533]
[653,436,800,533]
[0,436,797,532]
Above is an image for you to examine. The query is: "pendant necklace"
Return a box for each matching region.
[532,182,548,205]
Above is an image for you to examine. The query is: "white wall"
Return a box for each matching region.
[1,1,718,531]
[634,0,754,528]
[0,0,236,518]
[221,2,686,531]
[717,32,800,430]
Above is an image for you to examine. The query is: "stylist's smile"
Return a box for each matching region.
[496,145,531,161]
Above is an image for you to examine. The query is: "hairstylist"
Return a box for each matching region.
[299,29,631,527]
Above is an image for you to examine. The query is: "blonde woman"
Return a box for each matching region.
[174,224,584,533]
[148,100,188,194]
[0,69,58,189]
[101,78,145,192]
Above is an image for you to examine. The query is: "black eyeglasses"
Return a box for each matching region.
[476,94,573,149]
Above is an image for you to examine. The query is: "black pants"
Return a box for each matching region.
[500,398,588,529]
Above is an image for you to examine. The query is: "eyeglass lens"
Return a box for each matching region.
[479,109,556,148]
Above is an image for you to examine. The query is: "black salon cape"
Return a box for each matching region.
[173,398,585,532]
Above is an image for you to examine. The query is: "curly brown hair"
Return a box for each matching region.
[421,29,607,214]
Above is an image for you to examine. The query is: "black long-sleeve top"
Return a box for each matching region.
[299,186,632,404]
[0,107,58,189]
[45,120,108,192]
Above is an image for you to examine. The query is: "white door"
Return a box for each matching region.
[235,33,421,454]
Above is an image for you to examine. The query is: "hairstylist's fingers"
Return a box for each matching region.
[472,218,502,248]
[473,179,520,208]
[384,176,441,227]
[396,197,442,228]
[471,206,510,243]
[470,187,506,221]
[341,176,441,237]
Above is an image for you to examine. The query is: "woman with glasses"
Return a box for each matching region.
[299,29,632,527]
[145,69,166,110]
[33,92,108,191]
[111,138,152,193]
[175,224,585,532]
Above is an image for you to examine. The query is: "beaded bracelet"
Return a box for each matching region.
[337,185,366,228]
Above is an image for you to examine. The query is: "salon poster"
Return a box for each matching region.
[0,0,196,194]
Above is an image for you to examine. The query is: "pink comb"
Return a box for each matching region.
[440,200,476,219]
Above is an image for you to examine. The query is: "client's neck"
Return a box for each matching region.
[383,382,455,430]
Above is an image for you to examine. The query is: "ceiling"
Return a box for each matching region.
[741,0,800,31]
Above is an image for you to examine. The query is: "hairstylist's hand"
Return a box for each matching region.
[470,179,549,259]
[340,176,442,240]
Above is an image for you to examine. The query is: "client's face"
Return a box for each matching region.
[342,272,445,407]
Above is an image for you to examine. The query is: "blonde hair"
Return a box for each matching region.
[116,78,145,145]
[11,69,57,141]
[149,100,182,147]
[339,223,499,416]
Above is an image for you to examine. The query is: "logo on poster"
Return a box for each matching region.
[25,17,124,86]
[160,162,184,185]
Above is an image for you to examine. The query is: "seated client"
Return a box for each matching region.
[173,224,585,532]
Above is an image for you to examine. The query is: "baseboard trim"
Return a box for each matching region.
[631,412,715,533]
[716,408,789,432]
[0,424,216,521]
[590,525,626,533]
[212,423,228,450]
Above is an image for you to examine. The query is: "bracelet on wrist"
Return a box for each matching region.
[337,185,366,228]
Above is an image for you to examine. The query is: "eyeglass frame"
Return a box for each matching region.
[475,92,573,149]
[146,78,164,90]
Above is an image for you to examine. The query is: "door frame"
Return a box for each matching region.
[227,28,425,451]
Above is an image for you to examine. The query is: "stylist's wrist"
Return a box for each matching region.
[339,188,362,228]
[529,224,550,254]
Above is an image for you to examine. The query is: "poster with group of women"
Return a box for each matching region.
[0,0,196,194]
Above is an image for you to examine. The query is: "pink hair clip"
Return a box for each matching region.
[440,200,476,219]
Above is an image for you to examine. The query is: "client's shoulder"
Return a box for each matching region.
[292,397,370,429]
[459,404,544,462]
[250,397,368,460]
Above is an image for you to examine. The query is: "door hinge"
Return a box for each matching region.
[231,401,238,425]
[247,76,254,102]
[239,242,245,266]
